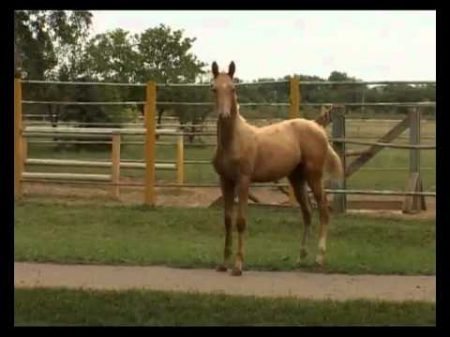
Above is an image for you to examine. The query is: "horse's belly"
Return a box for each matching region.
[252,146,301,182]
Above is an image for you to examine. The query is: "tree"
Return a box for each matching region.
[134,25,208,140]
[135,24,206,83]
[83,29,140,83]
[326,71,361,116]
[15,10,94,133]
[81,24,208,138]
[82,24,206,84]
[328,71,350,82]
[145,25,207,141]
[14,10,93,80]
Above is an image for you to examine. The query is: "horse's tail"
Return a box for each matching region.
[324,144,344,184]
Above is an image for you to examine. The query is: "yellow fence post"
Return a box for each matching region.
[21,134,28,177]
[14,78,23,198]
[176,134,184,185]
[111,133,121,199]
[288,76,300,205]
[144,81,157,206]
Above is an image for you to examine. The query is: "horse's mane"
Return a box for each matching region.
[236,103,247,122]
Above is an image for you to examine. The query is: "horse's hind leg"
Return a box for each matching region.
[216,177,235,272]
[288,170,312,265]
[306,172,329,266]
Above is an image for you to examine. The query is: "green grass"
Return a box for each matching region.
[14,200,435,275]
[14,288,435,326]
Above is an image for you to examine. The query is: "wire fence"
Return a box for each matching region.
[17,78,436,209]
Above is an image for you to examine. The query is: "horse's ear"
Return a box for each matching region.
[212,61,219,78]
[228,61,236,78]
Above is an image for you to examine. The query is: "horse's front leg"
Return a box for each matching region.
[231,175,250,276]
[216,176,235,272]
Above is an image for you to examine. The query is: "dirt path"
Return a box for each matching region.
[14,262,435,303]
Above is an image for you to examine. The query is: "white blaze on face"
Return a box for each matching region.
[216,84,232,118]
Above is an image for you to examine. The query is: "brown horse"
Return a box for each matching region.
[211,61,343,276]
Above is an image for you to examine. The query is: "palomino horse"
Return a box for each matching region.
[211,61,343,276]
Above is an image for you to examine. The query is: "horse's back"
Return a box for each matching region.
[257,118,328,148]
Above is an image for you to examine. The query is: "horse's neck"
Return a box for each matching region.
[217,115,238,151]
[216,100,245,152]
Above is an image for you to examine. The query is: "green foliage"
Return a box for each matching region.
[84,29,140,83]
[14,10,93,80]
[136,24,206,83]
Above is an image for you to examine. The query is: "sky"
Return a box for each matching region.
[90,10,436,82]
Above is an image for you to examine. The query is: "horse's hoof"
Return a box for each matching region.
[300,249,308,259]
[230,268,242,276]
[295,250,308,267]
[315,255,325,267]
[216,264,228,272]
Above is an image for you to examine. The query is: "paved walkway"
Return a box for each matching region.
[14,262,435,302]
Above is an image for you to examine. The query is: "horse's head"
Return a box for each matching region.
[211,61,236,118]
